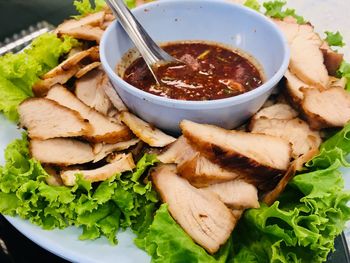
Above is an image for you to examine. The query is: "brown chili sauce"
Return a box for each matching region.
[122,42,263,101]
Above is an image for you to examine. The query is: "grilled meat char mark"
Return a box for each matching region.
[180,120,292,190]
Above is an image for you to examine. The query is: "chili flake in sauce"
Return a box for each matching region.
[122,42,263,101]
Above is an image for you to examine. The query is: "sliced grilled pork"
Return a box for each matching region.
[75,69,113,115]
[263,146,319,205]
[301,87,350,129]
[180,120,291,179]
[250,118,321,158]
[102,75,128,112]
[57,25,103,43]
[120,111,176,147]
[329,77,347,89]
[158,136,240,187]
[75,62,101,78]
[61,153,135,186]
[202,180,259,209]
[274,19,329,87]
[284,70,307,105]
[30,138,95,165]
[92,138,140,163]
[47,85,131,143]
[177,154,241,187]
[19,98,91,140]
[151,164,236,254]
[55,11,105,34]
[252,103,298,121]
[43,165,63,186]
[33,67,78,97]
[157,136,196,164]
[320,42,344,76]
[33,47,97,97]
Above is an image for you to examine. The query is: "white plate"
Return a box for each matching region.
[1,1,350,262]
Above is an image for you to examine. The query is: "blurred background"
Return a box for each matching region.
[0,0,76,40]
[0,0,77,55]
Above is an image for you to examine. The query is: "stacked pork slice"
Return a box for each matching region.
[275,17,350,129]
[17,10,350,255]
[18,38,176,186]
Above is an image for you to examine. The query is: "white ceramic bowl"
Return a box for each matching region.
[100,0,290,133]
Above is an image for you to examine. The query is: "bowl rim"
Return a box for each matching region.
[100,0,290,109]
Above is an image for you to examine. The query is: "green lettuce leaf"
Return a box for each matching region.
[337,61,350,91]
[325,31,345,47]
[136,204,233,263]
[244,0,261,11]
[263,1,306,24]
[0,34,78,121]
[233,161,350,263]
[73,0,106,18]
[307,122,350,168]
[73,0,138,16]
[0,135,159,244]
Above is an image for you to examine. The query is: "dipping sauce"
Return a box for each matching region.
[122,42,263,101]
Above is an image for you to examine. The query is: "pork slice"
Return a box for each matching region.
[43,165,63,186]
[33,67,79,97]
[284,69,309,106]
[301,87,350,129]
[75,69,113,115]
[75,62,101,78]
[177,153,241,187]
[158,136,240,187]
[19,98,91,140]
[102,75,128,112]
[92,138,140,163]
[157,136,197,164]
[46,85,132,143]
[273,18,300,44]
[119,111,176,147]
[274,19,329,87]
[43,47,96,79]
[329,76,347,89]
[57,25,103,43]
[151,164,236,254]
[61,153,135,186]
[252,103,298,121]
[202,180,259,209]
[32,47,98,97]
[289,32,329,87]
[320,42,344,76]
[263,145,319,205]
[55,11,105,34]
[180,120,291,177]
[30,138,95,165]
[250,118,321,158]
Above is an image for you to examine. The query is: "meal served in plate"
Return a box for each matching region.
[1,0,350,262]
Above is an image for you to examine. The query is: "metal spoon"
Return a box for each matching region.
[106,0,181,83]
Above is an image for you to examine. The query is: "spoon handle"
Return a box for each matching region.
[106,0,175,67]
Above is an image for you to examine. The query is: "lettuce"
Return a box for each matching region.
[0,135,159,244]
[135,204,234,263]
[244,0,261,12]
[308,123,350,168]
[263,1,305,24]
[337,61,350,91]
[233,161,350,263]
[138,124,350,263]
[325,31,345,47]
[0,34,78,121]
[73,0,137,16]
[73,0,106,18]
